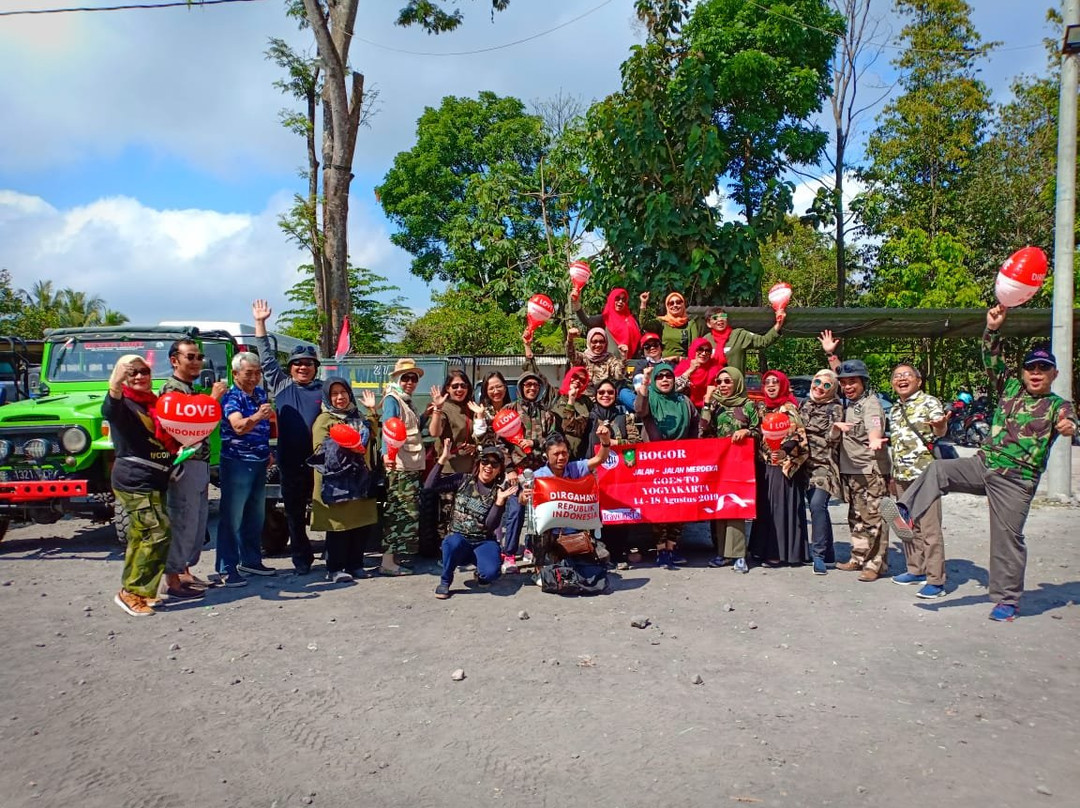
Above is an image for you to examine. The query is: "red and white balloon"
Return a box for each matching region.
[491,408,531,453]
[568,260,592,297]
[761,411,792,457]
[767,282,792,314]
[382,417,407,463]
[524,294,555,340]
[329,422,365,451]
[156,393,222,447]
[995,247,1048,308]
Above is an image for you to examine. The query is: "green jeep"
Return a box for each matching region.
[0,325,237,543]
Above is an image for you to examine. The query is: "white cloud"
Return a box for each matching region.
[0,188,416,325]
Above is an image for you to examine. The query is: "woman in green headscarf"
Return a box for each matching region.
[699,367,760,572]
[634,362,697,568]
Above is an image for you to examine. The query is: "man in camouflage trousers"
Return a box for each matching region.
[887,363,949,598]
[883,305,1077,622]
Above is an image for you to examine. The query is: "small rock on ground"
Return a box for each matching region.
[630,615,651,629]
[451,669,466,681]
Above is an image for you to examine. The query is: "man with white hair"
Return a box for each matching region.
[215,351,276,587]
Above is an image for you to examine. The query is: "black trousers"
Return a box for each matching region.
[280,460,314,567]
[325,525,373,574]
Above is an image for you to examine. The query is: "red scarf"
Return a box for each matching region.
[122,386,181,453]
[601,288,641,358]
[673,337,718,408]
[710,324,731,367]
[559,366,589,396]
[762,370,797,409]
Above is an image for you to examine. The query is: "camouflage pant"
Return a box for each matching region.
[843,473,888,573]
[116,489,172,599]
[383,470,421,555]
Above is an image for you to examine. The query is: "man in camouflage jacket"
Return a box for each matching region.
[883,306,1077,621]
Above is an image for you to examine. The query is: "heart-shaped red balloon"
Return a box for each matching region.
[157,392,221,447]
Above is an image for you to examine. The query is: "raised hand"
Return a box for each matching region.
[360,390,377,409]
[210,380,228,400]
[639,291,650,308]
[252,299,272,323]
[467,401,486,417]
[496,483,520,507]
[429,385,447,408]
[567,327,581,341]
[818,329,839,354]
[438,438,452,466]
[1057,411,1077,438]
[775,311,787,329]
[986,304,1007,331]
[595,422,612,442]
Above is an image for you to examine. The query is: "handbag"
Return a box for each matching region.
[897,401,958,461]
[555,531,596,557]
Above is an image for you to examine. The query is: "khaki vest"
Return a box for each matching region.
[382,389,426,472]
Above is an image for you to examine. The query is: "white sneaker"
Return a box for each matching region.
[521,549,535,567]
[501,555,519,574]
[330,570,354,584]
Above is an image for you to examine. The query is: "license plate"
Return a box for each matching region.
[13,468,48,481]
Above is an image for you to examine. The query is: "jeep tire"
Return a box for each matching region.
[113,499,131,545]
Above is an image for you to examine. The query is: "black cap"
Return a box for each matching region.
[478,445,506,463]
[1023,347,1056,368]
[288,345,320,366]
[836,359,869,379]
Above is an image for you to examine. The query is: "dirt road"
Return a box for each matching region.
[1,475,1078,808]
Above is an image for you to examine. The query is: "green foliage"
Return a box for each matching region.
[0,277,129,338]
[399,288,525,355]
[865,227,985,309]
[277,264,412,353]
[582,0,840,306]
[396,0,510,33]
[862,0,994,240]
[377,92,585,312]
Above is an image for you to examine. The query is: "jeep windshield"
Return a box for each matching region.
[46,338,176,382]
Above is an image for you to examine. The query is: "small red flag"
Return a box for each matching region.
[334,316,351,360]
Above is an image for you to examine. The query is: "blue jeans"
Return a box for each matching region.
[500,496,527,555]
[216,456,268,574]
[617,387,637,412]
[440,532,502,585]
[805,486,836,563]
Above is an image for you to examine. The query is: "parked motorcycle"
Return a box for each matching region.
[947,395,992,447]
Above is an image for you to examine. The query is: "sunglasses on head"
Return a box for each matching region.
[400,373,419,383]
[127,367,151,378]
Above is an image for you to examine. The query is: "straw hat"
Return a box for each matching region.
[389,358,424,380]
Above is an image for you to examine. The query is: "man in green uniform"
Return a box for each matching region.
[883,305,1077,621]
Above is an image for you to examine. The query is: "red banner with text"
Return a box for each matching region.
[595,438,757,524]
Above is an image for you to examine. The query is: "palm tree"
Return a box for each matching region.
[101,309,129,326]
[20,279,58,312]
[56,289,106,328]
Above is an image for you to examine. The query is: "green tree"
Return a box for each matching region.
[277,264,412,354]
[399,288,525,355]
[861,0,994,240]
[377,92,587,312]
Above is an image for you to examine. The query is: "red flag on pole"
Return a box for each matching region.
[334,316,350,360]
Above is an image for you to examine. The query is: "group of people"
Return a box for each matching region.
[108,294,1075,623]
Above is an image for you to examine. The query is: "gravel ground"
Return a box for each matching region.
[0,452,1078,808]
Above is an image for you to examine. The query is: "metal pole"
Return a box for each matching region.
[1048,0,1079,501]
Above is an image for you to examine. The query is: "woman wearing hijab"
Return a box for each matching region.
[572,287,642,359]
[749,370,810,567]
[566,326,625,398]
[640,291,702,360]
[309,379,380,583]
[674,337,720,409]
[798,369,844,575]
[552,366,591,458]
[635,363,697,568]
[699,367,760,572]
[427,369,479,545]
[105,354,179,617]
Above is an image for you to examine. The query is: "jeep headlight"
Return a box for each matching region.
[61,427,90,454]
[0,440,11,463]
[24,438,49,461]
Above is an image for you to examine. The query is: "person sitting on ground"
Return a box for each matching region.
[105,354,179,617]
[798,368,844,575]
[252,298,324,576]
[566,327,625,399]
[426,443,519,599]
[699,367,759,572]
[309,379,380,584]
[883,306,1076,622]
[572,287,642,360]
[886,362,950,599]
[640,291,702,361]
[216,351,275,588]
[702,306,785,373]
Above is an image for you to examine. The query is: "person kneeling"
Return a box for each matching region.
[425,443,519,599]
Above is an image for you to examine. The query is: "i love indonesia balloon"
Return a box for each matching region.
[524,294,555,340]
[156,393,221,448]
[761,411,792,456]
[329,422,365,451]
[767,282,792,314]
[568,260,592,297]
[381,417,407,463]
[995,247,1048,308]
[491,408,531,453]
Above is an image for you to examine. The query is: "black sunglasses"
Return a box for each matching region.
[478,456,503,467]
[177,352,205,361]
[291,360,316,368]
[126,367,151,378]
[400,373,420,383]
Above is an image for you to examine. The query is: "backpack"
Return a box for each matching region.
[539,559,608,596]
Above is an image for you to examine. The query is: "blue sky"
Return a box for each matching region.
[0,0,1058,328]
